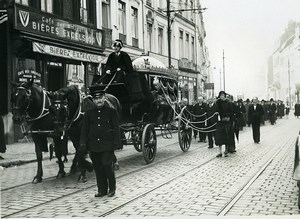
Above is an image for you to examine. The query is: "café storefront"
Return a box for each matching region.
[4,4,106,142]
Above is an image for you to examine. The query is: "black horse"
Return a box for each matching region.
[11,80,86,183]
[48,85,122,171]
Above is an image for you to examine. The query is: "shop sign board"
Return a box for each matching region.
[17,70,42,84]
[204,83,214,90]
[14,4,103,48]
[33,42,103,63]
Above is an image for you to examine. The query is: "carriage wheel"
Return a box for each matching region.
[141,124,157,164]
[178,107,192,152]
[298,181,300,209]
[131,130,142,152]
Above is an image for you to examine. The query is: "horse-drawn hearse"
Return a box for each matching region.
[88,56,193,163]
[11,56,192,183]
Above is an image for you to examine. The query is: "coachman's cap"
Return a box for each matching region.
[270,98,274,101]
[89,85,106,98]
[112,39,124,48]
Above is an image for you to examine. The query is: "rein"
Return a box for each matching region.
[26,88,50,122]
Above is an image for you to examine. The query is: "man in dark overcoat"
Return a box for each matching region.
[215,91,234,157]
[0,115,6,159]
[206,98,218,148]
[104,39,144,102]
[248,97,264,144]
[268,98,277,125]
[80,89,121,197]
[295,101,300,118]
[193,96,207,143]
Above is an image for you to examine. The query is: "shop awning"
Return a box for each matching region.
[32,41,104,63]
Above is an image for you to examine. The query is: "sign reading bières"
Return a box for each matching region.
[14,4,103,48]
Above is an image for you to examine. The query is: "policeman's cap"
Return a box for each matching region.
[91,90,106,98]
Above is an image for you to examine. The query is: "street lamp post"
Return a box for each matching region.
[288,59,291,106]
[222,49,225,92]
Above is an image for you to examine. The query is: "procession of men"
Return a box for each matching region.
[180,92,298,158]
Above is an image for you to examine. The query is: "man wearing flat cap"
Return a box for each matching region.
[80,88,120,198]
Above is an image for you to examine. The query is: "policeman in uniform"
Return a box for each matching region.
[80,89,121,197]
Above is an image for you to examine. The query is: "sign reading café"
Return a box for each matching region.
[14,4,103,48]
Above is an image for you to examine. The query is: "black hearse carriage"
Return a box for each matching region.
[92,56,192,164]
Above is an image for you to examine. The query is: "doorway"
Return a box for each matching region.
[47,63,64,92]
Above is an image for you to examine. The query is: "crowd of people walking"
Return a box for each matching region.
[179,91,300,158]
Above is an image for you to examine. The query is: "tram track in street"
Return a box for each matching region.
[2,121,288,218]
[2,140,210,218]
[98,125,288,217]
[1,139,181,192]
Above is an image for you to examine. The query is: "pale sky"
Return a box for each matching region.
[201,0,300,99]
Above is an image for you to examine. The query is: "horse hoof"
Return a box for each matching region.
[56,171,66,179]
[70,167,77,174]
[114,163,120,171]
[32,176,42,184]
[78,175,87,183]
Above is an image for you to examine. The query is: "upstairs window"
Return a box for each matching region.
[131,7,138,38]
[158,27,163,54]
[80,0,96,24]
[102,0,111,28]
[118,1,126,34]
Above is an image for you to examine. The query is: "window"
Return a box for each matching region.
[191,36,195,62]
[118,1,126,34]
[102,0,111,28]
[16,0,38,8]
[15,0,29,5]
[190,1,194,21]
[179,30,183,58]
[131,7,138,38]
[185,33,189,59]
[147,23,153,52]
[158,27,163,54]
[80,0,96,24]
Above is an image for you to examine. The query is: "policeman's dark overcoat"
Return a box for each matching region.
[80,105,121,152]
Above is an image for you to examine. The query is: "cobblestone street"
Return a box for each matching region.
[1,116,300,218]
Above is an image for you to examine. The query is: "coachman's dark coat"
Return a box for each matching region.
[215,98,234,146]
[104,51,144,102]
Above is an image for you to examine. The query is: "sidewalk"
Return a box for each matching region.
[0,141,76,168]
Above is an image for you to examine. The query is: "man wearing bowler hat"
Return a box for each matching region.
[80,88,120,197]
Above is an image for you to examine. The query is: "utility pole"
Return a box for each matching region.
[167,0,171,68]
[165,3,207,68]
[288,59,291,105]
[222,49,225,92]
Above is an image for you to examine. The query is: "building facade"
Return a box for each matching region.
[1,0,210,143]
[269,21,300,105]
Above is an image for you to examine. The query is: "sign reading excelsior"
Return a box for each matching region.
[33,42,104,63]
[14,4,103,48]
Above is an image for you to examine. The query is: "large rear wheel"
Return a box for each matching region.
[178,106,192,152]
[141,124,157,164]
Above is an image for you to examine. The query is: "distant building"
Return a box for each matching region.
[269,21,300,105]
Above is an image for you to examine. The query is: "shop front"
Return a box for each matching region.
[3,4,106,143]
